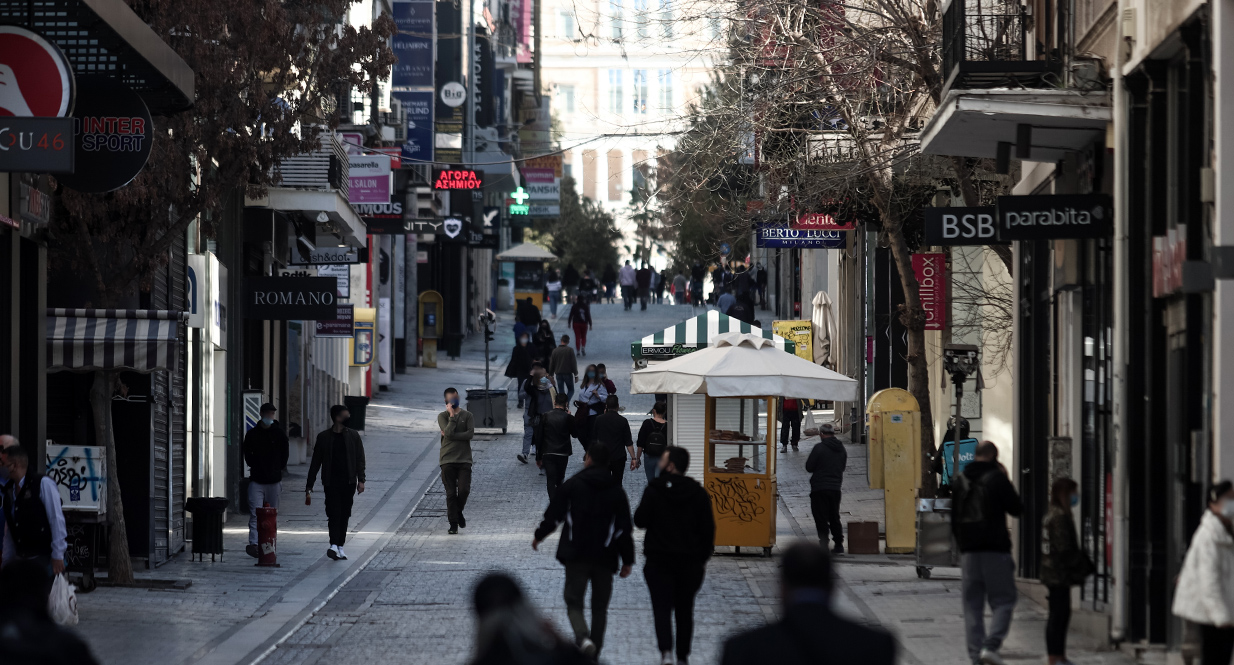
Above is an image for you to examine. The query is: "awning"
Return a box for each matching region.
[47,309,185,373]
[494,243,558,261]
[246,188,367,246]
[920,89,1111,162]
[632,310,794,360]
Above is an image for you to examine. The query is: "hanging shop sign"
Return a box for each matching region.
[467,229,499,248]
[755,226,846,249]
[393,90,433,163]
[288,246,366,266]
[995,194,1112,241]
[923,206,1005,245]
[365,217,450,234]
[523,155,563,177]
[433,168,483,190]
[0,25,74,117]
[317,264,351,298]
[793,213,855,232]
[521,167,556,183]
[482,206,500,228]
[56,76,153,193]
[392,0,435,88]
[244,276,338,320]
[316,304,355,338]
[348,155,392,204]
[354,194,403,225]
[1152,225,1187,298]
[911,253,946,331]
[19,180,51,225]
[526,180,560,200]
[528,204,560,217]
[0,117,74,172]
[440,81,466,108]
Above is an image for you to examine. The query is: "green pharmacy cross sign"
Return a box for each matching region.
[508,186,530,215]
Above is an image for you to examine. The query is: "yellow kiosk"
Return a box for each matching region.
[494,243,558,310]
[418,290,444,367]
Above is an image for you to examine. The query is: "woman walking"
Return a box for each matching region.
[567,294,592,356]
[573,364,608,447]
[546,270,562,317]
[636,402,669,482]
[533,320,556,366]
[1039,478,1093,665]
[505,333,533,409]
[1173,479,1234,665]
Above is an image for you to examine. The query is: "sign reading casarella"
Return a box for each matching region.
[433,168,483,190]
[244,276,338,320]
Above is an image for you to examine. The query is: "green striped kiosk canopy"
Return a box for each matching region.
[631,310,795,361]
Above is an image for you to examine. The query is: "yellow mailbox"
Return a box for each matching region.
[418,290,444,368]
[866,388,921,554]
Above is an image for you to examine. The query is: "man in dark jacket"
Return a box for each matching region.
[633,447,715,665]
[306,405,367,561]
[536,394,576,502]
[952,440,1022,665]
[721,542,896,665]
[636,263,652,311]
[592,395,637,483]
[804,422,847,554]
[533,444,635,659]
[242,403,290,558]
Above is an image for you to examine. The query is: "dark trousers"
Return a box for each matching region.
[563,561,614,650]
[441,463,472,526]
[608,458,627,485]
[1201,624,1234,665]
[644,558,706,658]
[810,490,843,547]
[324,484,355,546]
[1045,585,1071,656]
[780,410,801,447]
[543,455,569,502]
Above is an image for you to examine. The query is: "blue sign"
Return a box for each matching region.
[719,242,731,255]
[392,1,434,88]
[395,90,434,163]
[755,226,846,249]
[940,438,978,484]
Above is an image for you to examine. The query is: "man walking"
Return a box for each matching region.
[634,447,715,665]
[306,405,366,560]
[619,260,637,311]
[242,403,290,558]
[1,445,67,597]
[535,394,575,502]
[672,271,688,305]
[593,395,637,484]
[716,288,736,316]
[636,263,652,311]
[779,398,802,451]
[438,388,475,534]
[520,364,556,465]
[953,440,1022,665]
[550,334,579,402]
[805,423,846,554]
[533,443,634,659]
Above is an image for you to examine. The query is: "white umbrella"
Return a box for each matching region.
[811,291,838,367]
[494,243,558,261]
[630,332,859,400]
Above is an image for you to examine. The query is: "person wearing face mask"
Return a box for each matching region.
[1039,478,1092,665]
[574,365,608,450]
[307,405,366,560]
[438,388,475,535]
[505,333,534,409]
[593,364,617,413]
[519,364,557,465]
[241,403,290,558]
[1173,479,1234,665]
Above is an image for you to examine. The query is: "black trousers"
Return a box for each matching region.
[441,463,472,526]
[644,558,706,658]
[608,459,627,485]
[810,490,843,546]
[1045,584,1071,656]
[324,484,355,546]
[1201,624,1234,665]
[543,455,569,503]
[780,410,801,447]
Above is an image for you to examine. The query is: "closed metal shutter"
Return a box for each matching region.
[168,241,187,556]
[670,393,707,483]
[151,263,171,563]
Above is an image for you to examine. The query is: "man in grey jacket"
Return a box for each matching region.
[804,422,846,554]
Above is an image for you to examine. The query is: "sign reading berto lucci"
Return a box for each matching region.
[996,194,1112,241]
[756,226,846,249]
[245,276,338,320]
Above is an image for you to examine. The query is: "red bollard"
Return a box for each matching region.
[256,502,281,567]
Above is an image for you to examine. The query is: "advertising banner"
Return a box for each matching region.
[392,0,435,88]
[995,194,1113,241]
[526,181,560,200]
[755,226,846,249]
[348,155,392,203]
[772,320,813,362]
[0,118,74,173]
[394,90,433,162]
[316,304,355,337]
[56,76,152,192]
[911,253,946,331]
[793,213,854,232]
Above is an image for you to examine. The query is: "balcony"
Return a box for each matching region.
[249,133,367,245]
[941,0,1054,97]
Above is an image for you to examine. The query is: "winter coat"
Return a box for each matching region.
[567,302,591,328]
[951,460,1022,553]
[242,421,290,484]
[534,465,635,571]
[504,343,533,379]
[535,408,575,460]
[592,410,632,460]
[633,473,715,564]
[1172,510,1234,627]
[563,265,579,287]
[805,436,847,493]
[523,379,556,417]
[721,604,896,665]
[306,428,366,491]
[1039,505,1091,587]
[549,346,578,377]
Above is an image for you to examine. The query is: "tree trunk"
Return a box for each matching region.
[90,370,135,584]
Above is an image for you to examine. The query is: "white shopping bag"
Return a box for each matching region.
[48,573,79,626]
[802,409,818,436]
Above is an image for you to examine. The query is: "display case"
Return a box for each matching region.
[703,396,777,555]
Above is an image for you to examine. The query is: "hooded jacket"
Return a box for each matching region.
[1172,510,1234,627]
[633,473,715,564]
[534,465,635,571]
[805,436,847,493]
[951,460,1022,553]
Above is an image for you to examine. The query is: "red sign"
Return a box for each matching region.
[433,169,482,190]
[794,213,855,231]
[0,26,73,117]
[373,147,402,170]
[911,253,946,331]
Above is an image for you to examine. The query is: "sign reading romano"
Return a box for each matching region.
[923,206,1006,245]
[245,276,337,320]
[996,194,1112,241]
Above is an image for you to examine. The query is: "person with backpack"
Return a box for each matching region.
[1039,478,1094,665]
[532,443,635,660]
[636,402,669,482]
[952,440,1022,665]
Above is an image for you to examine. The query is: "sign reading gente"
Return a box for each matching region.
[244,276,338,320]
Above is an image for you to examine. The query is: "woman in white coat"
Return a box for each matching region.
[1172,480,1234,665]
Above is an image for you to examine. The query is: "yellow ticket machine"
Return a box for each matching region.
[866,388,921,554]
[418,290,444,368]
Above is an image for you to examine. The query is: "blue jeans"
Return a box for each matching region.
[549,291,560,316]
[247,481,281,545]
[961,551,1018,663]
[643,453,660,482]
[522,411,536,456]
[556,373,575,401]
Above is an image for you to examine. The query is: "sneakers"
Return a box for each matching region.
[578,638,597,659]
[337,547,348,560]
[517,454,528,464]
[246,544,259,558]
[448,524,459,535]
[979,648,1007,665]
[832,543,845,555]
[660,651,675,665]
[326,545,340,560]
[458,514,466,528]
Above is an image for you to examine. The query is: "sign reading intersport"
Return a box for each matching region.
[995,194,1112,241]
[244,276,338,320]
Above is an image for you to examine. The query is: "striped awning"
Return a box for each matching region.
[47,309,185,373]
[632,310,794,360]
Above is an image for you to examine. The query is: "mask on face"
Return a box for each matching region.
[520,337,529,345]
[598,372,606,379]
[448,398,460,408]
[1069,494,1079,508]
[540,377,550,388]
[586,371,596,378]
[261,417,274,426]
[1222,498,1234,519]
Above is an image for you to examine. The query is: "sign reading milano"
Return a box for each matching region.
[996,194,1112,241]
[245,277,337,320]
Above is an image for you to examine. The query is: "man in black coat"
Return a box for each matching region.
[241,403,290,558]
[804,422,847,554]
[633,447,715,665]
[592,395,637,483]
[721,542,897,665]
[306,405,367,561]
[536,393,576,502]
[533,444,635,659]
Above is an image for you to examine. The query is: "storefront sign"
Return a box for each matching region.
[348,155,392,203]
[467,229,498,248]
[433,168,482,190]
[911,253,946,331]
[0,117,74,173]
[244,276,337,320]
[394,90,433,162]
[0,26,74,117]
[316,304,354,337]
[317,264,351,297]
[528,204,560,217]
[1152,225,1187,298]
[19,181,51,225]
[392,0,435,88]
[442,216,464,238]
[755,226,846,249]
[288,246,365,266]
[521,167,556,183]
[354,196,403,225]
[523,155,563,177]
[57,76,153,193]
[923,206,1006,245]
[439,81,466,107]
[526,181,560,200]
[793,213,854,232]
[996,194,1112,241]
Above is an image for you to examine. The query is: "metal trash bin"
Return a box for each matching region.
[343,395,370,430]
[466,389,508,433]
[185,497,229,562]
[915,498,958,578]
